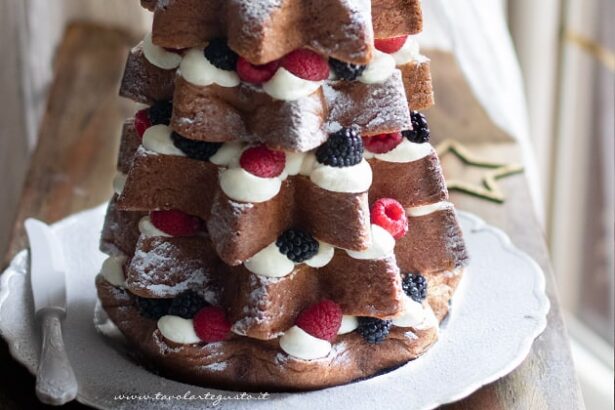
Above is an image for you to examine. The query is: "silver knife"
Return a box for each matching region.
[25,218,78,405]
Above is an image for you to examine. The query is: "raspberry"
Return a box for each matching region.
[136,297,171,320]
[193,306,231,342]
[402,111,430,144]
[275,229,319,263]
[402,273,428,302]
[204,38,238,71]
[150,210,203,237]
[295,300,342,341]
[148,100,173,126]
[329,58,366,81]
[374,36,408,53]
[171,132,222,162]
[371,198,408,239]
[239,145,286,178]
[236,57,280,85]
[362,132,403,154]
[134,108,151,139]
[281,49,330,81]
[357,317,392,344]
[168,291,209,319]
[316,128,364,167]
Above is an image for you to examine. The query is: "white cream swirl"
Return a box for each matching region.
[310,159,372,193]
[305,241,335,268]
[262,68,322,101]
[346,224,395,260]
[338,315,359,335]
[180,48,240,88]
[142,125,186,157]
[391,37,421,66]
[367,139,433,163]
[157,315,201,344]
[100,255,127,287]
[393,296,438,330]
[279,325,332,360]
[244,242,295,278]
[219,168,282,203]
[142,32,182,70]
[359,50,397,84]
[407,202,452,217]
[210,141,244,167]
[138,216,172,238]
[113,173,128,195]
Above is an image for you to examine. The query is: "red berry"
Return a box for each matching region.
[239,145,286,178]
[374,36,408,54]
[362,132,403,154]
[193,306,231,343]
[134,108,151,139]
[371,198,408,239]
[236,57,280,85]
[281,49,330,81]
[149,210,202,237]
[295,300,342,342]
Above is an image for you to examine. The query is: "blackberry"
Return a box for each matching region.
[357,317,392,344]
[171,132,222,161]
[275,229,319,263]
[204,38,238,71]
[136,297,171,320]
[402,273,428,302]
[168,291,209,319]
[316,128,364,167]
[148,100,173,126]
[402,111,430,143]
[329,58,366,81]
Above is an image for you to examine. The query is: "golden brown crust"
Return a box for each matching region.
[372,0,423,38]
[119,43,176,104]
[398,58,435,111]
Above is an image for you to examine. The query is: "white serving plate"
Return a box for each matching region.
[0,204,549,410]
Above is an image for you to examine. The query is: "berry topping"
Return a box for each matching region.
[193,306,231,342]
[239,145,286,178]
[168,291,209,319]
[402,273,428,303]
[362,132,403,154]
[170,132,222,161]
[276,229,319,263]
[329,58,366,81]
[236,57,280,85]
[316,128,364,167]
[136,297,171,320]
[402,111,430,143]
[150,210,203,237]
[374,36,408,54]
[134,108,151,139]
[281,49,330,81]
[295,300,343,341]
[204,38,238,71]
[148,100,173,126]
[371,198,408,239]
[357,317,392,344]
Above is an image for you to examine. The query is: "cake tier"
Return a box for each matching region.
[139,0,422,65]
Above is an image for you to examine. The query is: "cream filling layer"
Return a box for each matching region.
[365,139,433,163]
[346,224,395,260]
[393,296,438,330]
[279,325,331,360]
[157,315,201,344]
[219,168,282,203]
[245,240,335,277]
[310,159,372,193]
[391,37,421,66]
[262,68,322,101]
[100,255,127,287]
[138,216,172,238]
[113,173,128,195]
[180,48,240,88]
[407,202,453,217]
[142,32,182,70]
[359,50,396,84]
[338,315,359,335]
[142,125,186,157]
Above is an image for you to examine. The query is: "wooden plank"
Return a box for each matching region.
[0,23,583,410]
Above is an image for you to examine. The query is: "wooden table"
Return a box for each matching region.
[0,24,585,409]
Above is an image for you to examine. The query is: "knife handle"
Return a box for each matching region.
[36,308,78,405]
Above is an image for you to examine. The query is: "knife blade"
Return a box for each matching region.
[25,218,78,405]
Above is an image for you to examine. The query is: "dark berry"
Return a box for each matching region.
[171,132,222,161]
[136,297,171,320]
[168,291,209,319]
[316,128,364,167]
[204,38,238,71]
[275,229,319,263]
[329,58,366,81]
[148,100,173,126]
[402,111,430,143]
[402,273,428,302]
[357,317,392,344]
